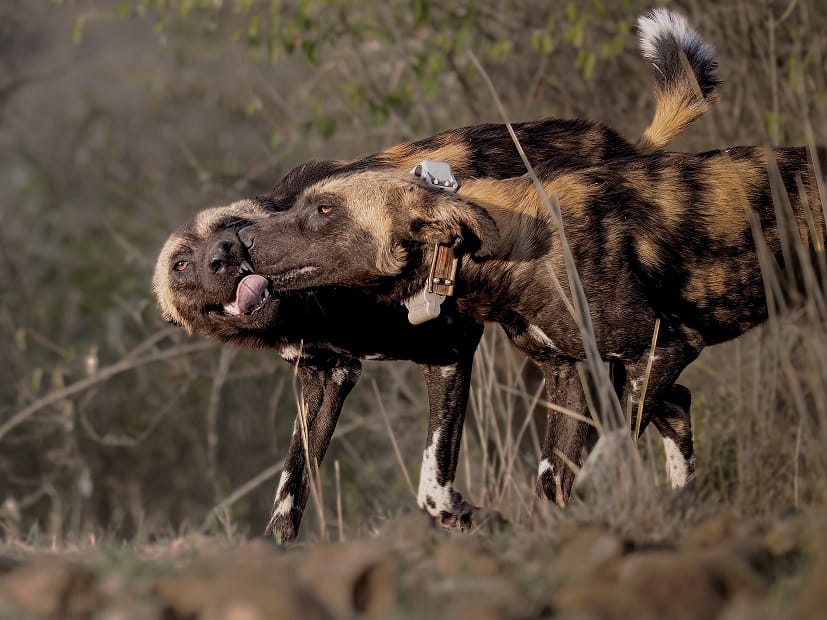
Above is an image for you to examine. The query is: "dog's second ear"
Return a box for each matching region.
[391,185,500,258]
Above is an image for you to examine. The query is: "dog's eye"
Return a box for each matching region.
[173,260,189,272]
[318,204,334,215]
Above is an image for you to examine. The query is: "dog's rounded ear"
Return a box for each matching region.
[391,185,499,258]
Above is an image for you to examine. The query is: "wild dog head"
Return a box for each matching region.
[152,199,283,345]
[242,166,500,292]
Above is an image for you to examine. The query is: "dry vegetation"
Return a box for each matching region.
[1,1,827,618]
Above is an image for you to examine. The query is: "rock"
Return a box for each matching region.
[551,524,627,584]
[444,600,506,620]
[0,556,19,575]
[764,516,807,556]
[432,538,500,579]
[554,548,768,620]
[153,540,331,620]
[0,556,100,619]
[792,519,827,620]
[619,549,766,611]
[683,513,749,548]
[296,542,397,620]
[376,512,437,543]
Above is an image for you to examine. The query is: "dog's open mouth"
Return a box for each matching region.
[223,273,271,316]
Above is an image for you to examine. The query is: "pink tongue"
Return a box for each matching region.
[236,274,269,314]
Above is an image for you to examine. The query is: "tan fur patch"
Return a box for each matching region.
[546,175,596,221]
[384,141,471,173]
[301,173,400,272]
[638,89,709,155]
[460,174,594,218]
[627,165,686,230]
[458,174,595,256]
[194,199,262,239]
[704,154,764,243]
[635,237,664,272]
[684,261,731,303]
[152,231,193,330]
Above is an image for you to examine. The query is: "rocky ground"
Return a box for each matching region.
[1,508,825,620]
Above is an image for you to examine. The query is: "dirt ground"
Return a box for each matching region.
[2,506,826,620]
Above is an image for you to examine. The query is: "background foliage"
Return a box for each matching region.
[2,0,827,542]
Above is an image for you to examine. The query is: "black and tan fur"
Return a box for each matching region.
[253,144,826,503]
[153,9,721,541]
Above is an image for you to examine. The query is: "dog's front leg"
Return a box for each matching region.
[265,356,362,542]
[418,354,475,530]
[536,360,590,507]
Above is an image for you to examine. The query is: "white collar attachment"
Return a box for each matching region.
[404,160,460,325]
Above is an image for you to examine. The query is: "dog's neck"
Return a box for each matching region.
[382,242,518,326]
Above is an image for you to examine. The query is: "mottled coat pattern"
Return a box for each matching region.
[254,143,825,503]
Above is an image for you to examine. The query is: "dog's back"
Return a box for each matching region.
[558,146,825,344]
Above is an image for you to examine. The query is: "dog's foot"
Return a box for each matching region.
[421,489,475,532]
[438,497,475,532]
[264,512,299,544]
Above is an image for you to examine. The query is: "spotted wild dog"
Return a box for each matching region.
[252,143,826,504]
[153,9,721,541]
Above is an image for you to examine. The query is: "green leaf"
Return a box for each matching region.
[766,111,785,144]
[244,96,263,117]
[786,55,803,95]
[315,116,336,138]
[302,39,317,64]
[248,15,260,39]
[15,329,26,352]
[31,368,43,393]
[581,50,596,79]
[411,0,429,25]
[487,38,512,62]
[73,16,86,45]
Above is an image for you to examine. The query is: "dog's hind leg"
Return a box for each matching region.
[418,354,476,530]
[264,354,362,542]
[619,327,703,489]
[613,359,696,488]
[651,384,696,488]
[536,360,590,507]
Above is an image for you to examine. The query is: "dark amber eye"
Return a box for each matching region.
[173,260,189,272]
[318,204,334,215]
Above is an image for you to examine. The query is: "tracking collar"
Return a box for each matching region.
[403,160,460,325]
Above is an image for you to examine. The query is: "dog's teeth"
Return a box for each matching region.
[240,260,254,274]
[224,302,241,316]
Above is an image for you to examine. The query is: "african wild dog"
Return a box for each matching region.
[249,143,826,504]
[153,9,721,541]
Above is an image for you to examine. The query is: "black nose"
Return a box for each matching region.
[208,239,235,273]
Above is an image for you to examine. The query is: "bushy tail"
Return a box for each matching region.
[635,9,722,155]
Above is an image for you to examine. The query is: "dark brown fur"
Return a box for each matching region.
[248,145,825,502]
